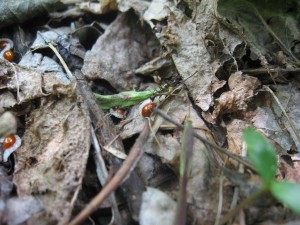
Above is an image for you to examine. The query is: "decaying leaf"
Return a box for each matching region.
[1,55,73,103]
[218,0,300,64]
[143,0,244,111]
[252,107,291,152]
[138,96,229,224]
[211,71,261,120]
[1,0,300,224]
[279,155,300,183]
[82,10,160,91]
[13,96,91,224]
[226,119,248,155]
[0,0,63,29]
[271,84,300,152]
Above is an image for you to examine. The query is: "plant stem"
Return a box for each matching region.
[219,187,267,225]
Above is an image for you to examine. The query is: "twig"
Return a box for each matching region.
[154,108,256,171]
[74,70,146,220]
[48,42,73,79]
[227,142,248,225]
[68,122,151,225]
[252,6,299,63]
[214,175,225,225]
[242,68,300,75]
[90,128,122,225]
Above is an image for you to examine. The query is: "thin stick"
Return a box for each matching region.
[242,68,300,75]
[264,85,300,143]
[154,108,256,171]
[68,122,150,225]
[214,175,225,225]
[90,128,122,225]
[48,42,73,79]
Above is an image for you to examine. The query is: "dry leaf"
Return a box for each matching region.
[212,71,261,119]
[13,96,90,224]
[252,107,291,152]
[0,0,62,29]
[271,84,300,152]
[82,11,160,91]
[143,0,244,111]
[226,119,248,155]
[1,55,73,103]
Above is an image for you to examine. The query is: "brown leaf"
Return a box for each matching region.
[1,58,73,103]
[226,119,247,155]
[82,11,160,91]
[212,72,261,119]
[279,156,300,183]
[13,96,91,224]
[143,0,244,111]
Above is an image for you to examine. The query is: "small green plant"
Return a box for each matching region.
[243,128,300,215]
[220,128,300,225]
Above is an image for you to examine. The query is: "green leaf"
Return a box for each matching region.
[243,128,277,185]
[270,181,300,215]
[94,89,159,109]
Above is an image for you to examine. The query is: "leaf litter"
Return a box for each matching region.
[0,0,300,225]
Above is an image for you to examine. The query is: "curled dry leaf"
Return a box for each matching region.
[211,80,226,93]
[13,96,91,224]
[211,71,261,120]
[82,10,160,91]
